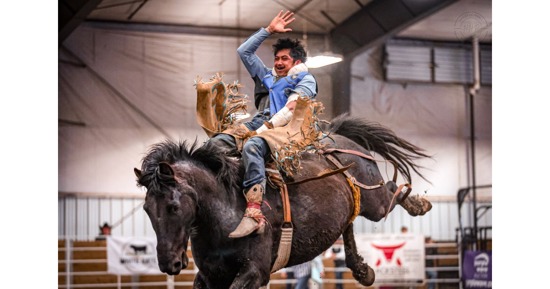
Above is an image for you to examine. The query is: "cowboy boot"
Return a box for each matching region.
[228,181,266,238]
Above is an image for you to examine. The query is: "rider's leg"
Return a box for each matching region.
[228,136,269,238]
[208,133,240,156]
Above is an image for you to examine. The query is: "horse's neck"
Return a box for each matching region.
[193,172,242,239]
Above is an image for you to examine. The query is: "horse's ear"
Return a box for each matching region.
[134,168,142,179]
[158,162,175,177]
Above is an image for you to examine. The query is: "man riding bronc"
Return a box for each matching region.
[207,10,317,238]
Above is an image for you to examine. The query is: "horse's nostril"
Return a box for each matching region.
[173,261,182,270]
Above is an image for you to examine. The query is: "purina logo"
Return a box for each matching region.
[474,253,490,273]
[371,242,406,267]
[454,12,490,41]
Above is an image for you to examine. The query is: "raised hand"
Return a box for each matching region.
[266,10,295,34]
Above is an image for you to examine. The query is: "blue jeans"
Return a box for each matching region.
[335,270,343,289]
[285,271,294,289]
[295,275,310,289]
[426,270,437,289]
[209,133,270,189]
[243,112,270,131]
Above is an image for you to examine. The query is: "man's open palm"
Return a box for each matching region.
[267,10,295,34]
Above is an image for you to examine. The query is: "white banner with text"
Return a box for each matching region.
[107,236,162,275]
[355,233,425,283]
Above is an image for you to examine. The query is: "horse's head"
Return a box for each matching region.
[135,140,242,274]
[134,161,196,275]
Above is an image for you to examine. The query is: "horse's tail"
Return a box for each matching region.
[327,113,431,184]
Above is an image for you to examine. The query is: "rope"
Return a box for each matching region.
[346,177,361,224]
[346,178,361,224]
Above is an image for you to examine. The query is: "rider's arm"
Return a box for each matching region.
[238,11,295,85]
[293,74,317,100]
[237,28,272,80]
[255,74,317,133]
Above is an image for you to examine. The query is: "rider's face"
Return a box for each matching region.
[274,48,301,77]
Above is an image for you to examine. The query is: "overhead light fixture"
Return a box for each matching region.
[306,53,343,68]
[303,31,343,68]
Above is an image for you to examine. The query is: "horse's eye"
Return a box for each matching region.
[167,203,180,214]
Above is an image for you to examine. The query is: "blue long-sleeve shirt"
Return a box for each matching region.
[237,28,317,119]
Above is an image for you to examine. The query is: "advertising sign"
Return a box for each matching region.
[107,236,162,275]
[463,250,492,288]
[355,233,425,283]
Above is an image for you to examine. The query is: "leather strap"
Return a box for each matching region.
[285,165,353,186]
[324,153,413,220]
[267,169,294,273]
[384,183,412,220]
[322,148,376,161]
[280,183,291,223]
[325,154,385,190]
[323,148,400,183]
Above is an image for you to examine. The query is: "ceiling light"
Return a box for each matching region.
[306,53,343,68]
[301,24,343,68]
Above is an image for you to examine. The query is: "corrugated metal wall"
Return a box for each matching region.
[384,39,492,85]
[385,45,432,82]
[434,47,473,83]
[59,196,491,242]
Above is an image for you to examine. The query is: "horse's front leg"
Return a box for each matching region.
[193,271,208,289]
[229,261,269,289]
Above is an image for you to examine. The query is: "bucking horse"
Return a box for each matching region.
[134,74,432,288]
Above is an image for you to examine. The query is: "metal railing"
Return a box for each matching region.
[59,238,462,289]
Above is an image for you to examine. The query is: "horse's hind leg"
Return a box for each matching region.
[342,224,375,286]
[386,180,432,216]
[400,194,432,216]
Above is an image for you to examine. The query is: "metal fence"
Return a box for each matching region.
[58,193,492,241]
[58,238,460,289]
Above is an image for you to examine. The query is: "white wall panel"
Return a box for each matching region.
[58,198,65,237]
[63,198,77,238]
[87,198,100,237]
[110,199,123,236]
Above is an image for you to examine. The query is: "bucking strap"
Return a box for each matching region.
[325,154,385,190]
[322,148,376,161]
[323,148,400,183]
[324,152,413,221]
[324,154,367,224]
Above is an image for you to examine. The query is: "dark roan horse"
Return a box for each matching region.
[134,114,433,289]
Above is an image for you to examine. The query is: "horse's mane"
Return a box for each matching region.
[137,139,242,196]
[327,113,432,184]
[193,140,243,192]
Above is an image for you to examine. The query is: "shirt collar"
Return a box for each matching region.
[271,63,309,77]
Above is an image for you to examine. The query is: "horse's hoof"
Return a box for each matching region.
[366,265,375,285]
[422,198,433,214]
[353,263,375,286]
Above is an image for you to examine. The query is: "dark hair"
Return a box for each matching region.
[273,38,307,63]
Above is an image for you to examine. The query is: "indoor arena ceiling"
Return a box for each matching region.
[60,0,492,55]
